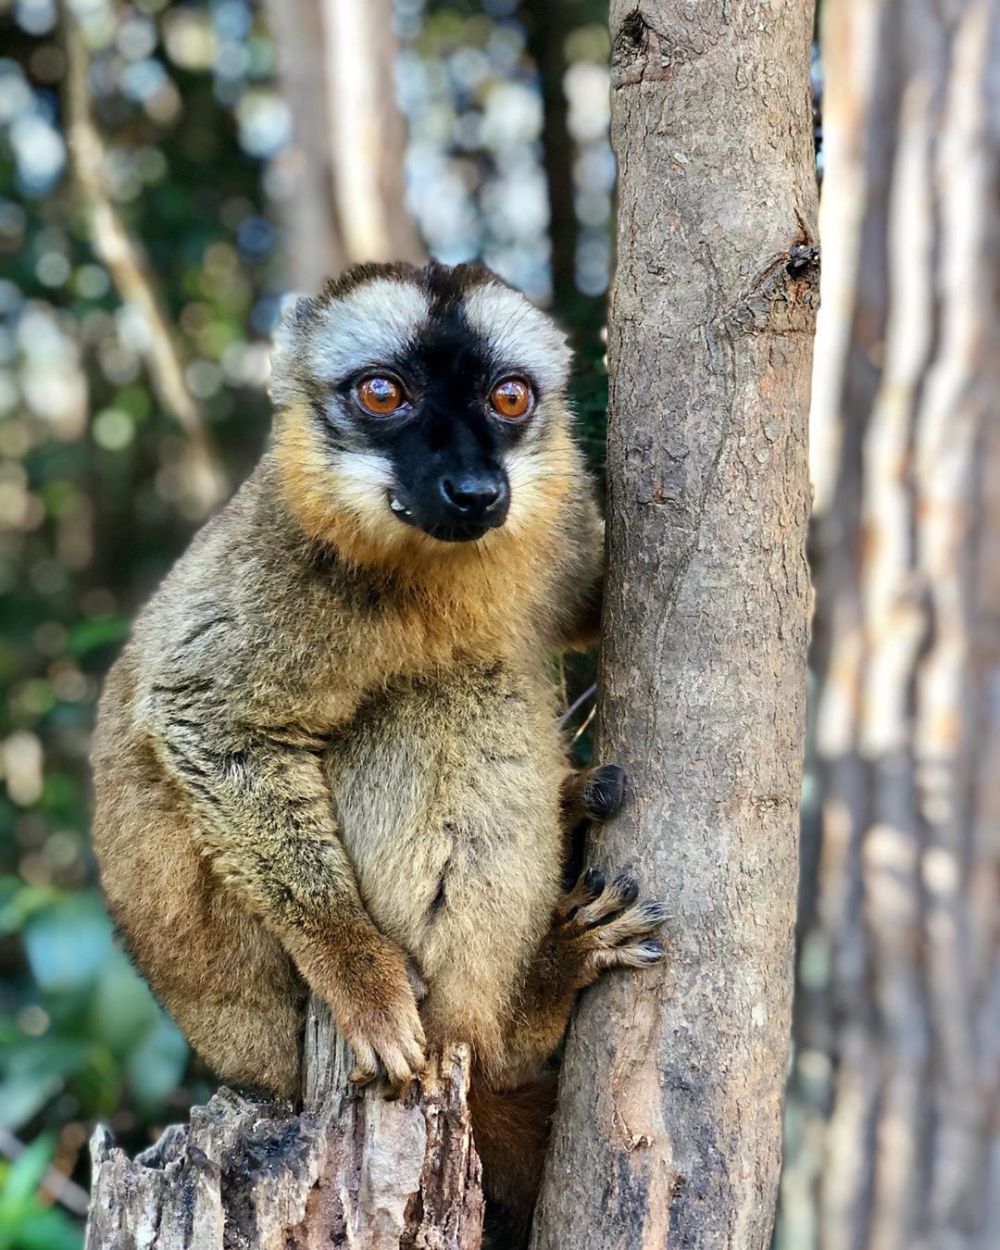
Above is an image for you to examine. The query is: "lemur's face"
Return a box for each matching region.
[270,262,572,551]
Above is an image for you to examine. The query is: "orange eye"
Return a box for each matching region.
[489,378,533,421]
[357,375,404,415]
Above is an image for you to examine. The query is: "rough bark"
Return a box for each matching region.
[529,3,817,1248]
[781,3,1000,1249]
[84,1001,483,1249]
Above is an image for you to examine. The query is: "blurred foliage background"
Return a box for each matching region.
[0,0,616,1241]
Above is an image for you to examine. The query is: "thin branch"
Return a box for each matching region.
[569,702,597,745]
[59,0,226,517]
[558,681,597,728]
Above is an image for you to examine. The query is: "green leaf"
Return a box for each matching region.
[23,897,113,994]
[126,1016,188,1113]
[0,1073,63,1134]
[0,1144,83,1250]
[3,1206,82,1250]
[0,1135,52,1210]
[0,1036,92,1130]
[66,616,129,659]
[89,950,160,1054]
[0,880,60,935]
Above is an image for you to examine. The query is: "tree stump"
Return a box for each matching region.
[84,999,483,1249]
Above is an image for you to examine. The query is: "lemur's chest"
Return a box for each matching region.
[305,585,536,726]
[323,662,565,967]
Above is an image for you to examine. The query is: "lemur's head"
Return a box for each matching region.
[270,261,577,567]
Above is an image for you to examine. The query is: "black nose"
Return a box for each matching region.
[439,473,506,518]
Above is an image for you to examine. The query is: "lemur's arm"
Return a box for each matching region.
[146,653,425,1086]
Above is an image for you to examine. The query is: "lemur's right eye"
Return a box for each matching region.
[357,376,404,416]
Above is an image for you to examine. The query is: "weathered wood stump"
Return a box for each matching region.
[84,999,483,1249]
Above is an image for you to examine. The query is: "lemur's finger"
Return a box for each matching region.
[348,1038,379,1086]
[575,872,640,928]
[592,899,667,947]
[560,764,627,831]
[558,865,606,922]
[580,764,626,821]
[588,937,665,974]
[379,1039,424,1089]
[407,961,429,1003]
[399,1029,427,1076]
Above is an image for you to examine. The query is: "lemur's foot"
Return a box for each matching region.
[555,867,666,986]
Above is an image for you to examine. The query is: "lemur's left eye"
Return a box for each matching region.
[357,375,405,415]
[489,378,533,421]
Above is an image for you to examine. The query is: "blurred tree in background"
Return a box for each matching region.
[0,1,613,1241]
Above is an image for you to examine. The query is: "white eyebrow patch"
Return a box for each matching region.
[462,283,572,393]
[310,279,431,382]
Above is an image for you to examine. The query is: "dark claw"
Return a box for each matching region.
[583,764,626,821]
[640,901,668,926]
[582,866,605,897]
[612,873,639,907]
[638,938,664,962]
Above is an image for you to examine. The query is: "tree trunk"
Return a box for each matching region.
[263,0,348,288]
[322,0,425,266]
[781,3,1000,1249]
[523,0,577,309]
[529,4,818,1248]
[84,1001,483,1248]
[263,0,424,286]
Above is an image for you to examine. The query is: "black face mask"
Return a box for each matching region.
[327,293,532,544]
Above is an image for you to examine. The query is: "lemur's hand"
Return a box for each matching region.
[321,930,427,1089]
[553,867,667,988]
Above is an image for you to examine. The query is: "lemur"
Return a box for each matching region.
[91,261,664,1237]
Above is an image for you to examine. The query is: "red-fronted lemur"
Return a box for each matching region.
[91,261,664,1240]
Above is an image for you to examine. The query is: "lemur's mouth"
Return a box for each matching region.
[388,493,413,520]
[386,491,493,543]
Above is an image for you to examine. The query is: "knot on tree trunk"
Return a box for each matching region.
[85,1000,483,1250]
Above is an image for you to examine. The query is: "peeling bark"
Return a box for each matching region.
[530,3,817,1248]
[84,1002,483,1249]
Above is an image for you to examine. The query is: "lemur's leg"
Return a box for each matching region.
[468,1076,557,1250]
[483,764,665,1090]
[98,746,308,1100]
[493,867,665,1090]
[470,767,664,1244]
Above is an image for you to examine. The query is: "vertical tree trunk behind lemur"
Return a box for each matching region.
[263,0,424,289]
[780,4,1000,1249]
[530,3,818,1248]
[523,0,576,309]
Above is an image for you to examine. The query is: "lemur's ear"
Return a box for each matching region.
[268,294,316,405]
